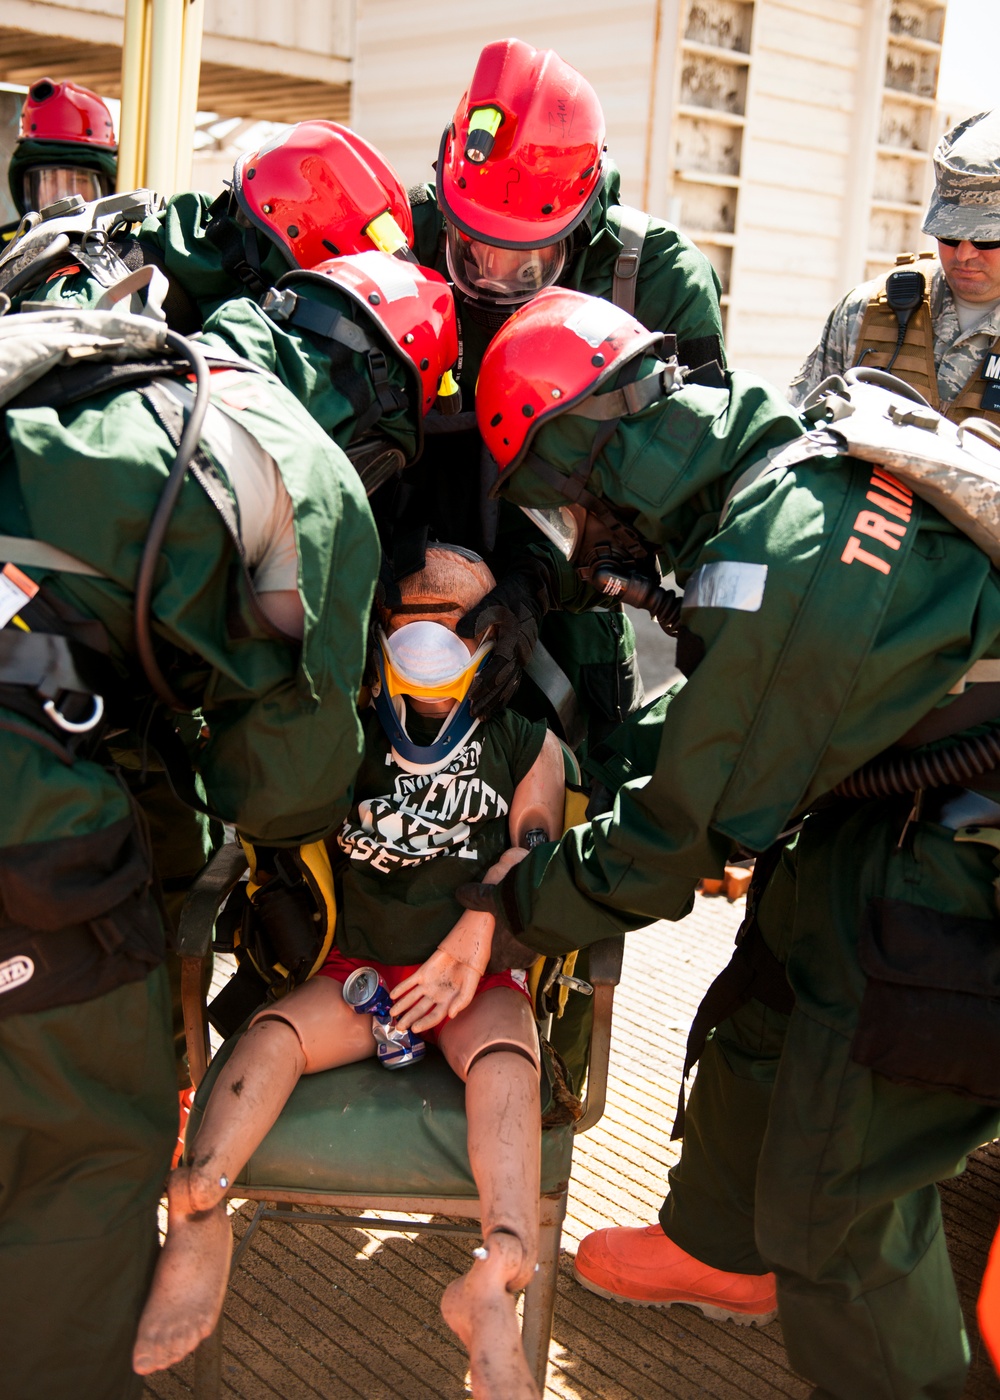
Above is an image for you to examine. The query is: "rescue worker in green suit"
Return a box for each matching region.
[0,253,458,1400]
[405,39,725,1089]
[459,286,1000,1400]
[2,78,117,241]
[5,164,455,1076]
[406,37,725,745]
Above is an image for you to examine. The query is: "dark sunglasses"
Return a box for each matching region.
[937,236,1000,251]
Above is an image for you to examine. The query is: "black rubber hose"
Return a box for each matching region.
[133,329,212,710]
[591,564,684,635]
[834,725,1000,800]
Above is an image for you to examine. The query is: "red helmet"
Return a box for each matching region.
[280,252,460,419]
[437,39,606,253]
[234,121,415,270]
[19,78,116,149]
[475,288,662,473]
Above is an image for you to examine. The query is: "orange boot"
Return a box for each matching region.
[978,1219,1000,1374]
[574,1223,777,1325]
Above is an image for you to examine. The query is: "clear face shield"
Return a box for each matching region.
[23,165,107,213]
[378,621,492,703]
[445,222,566,306]
[519,505,583,561]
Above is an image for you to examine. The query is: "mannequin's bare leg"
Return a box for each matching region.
[438,988,542,1399]
[133,977,374,1375]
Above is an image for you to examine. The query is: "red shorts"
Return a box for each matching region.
[317,948,531,1042]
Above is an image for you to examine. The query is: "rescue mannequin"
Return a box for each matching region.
[133,545,565,1400]
[456,287,1000,1400]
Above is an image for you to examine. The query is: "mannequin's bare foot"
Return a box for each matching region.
[132,1169,232,1375]
[441,1231,539,1400]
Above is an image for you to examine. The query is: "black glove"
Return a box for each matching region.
[456,553,560,721]
[456,872,539,972]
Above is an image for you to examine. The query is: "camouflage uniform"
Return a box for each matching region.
[787,262,1000,407]
[790,107,1000,408]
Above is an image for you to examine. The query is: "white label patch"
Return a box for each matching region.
[563,300,630,349]
[0,563,37,628]
[352,250,419,302]
[0,954,35,994]
[683,562,768,612]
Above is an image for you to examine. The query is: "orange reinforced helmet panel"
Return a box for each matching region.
[474,287,662,473]
[437,38,606,252]
[233,120,415,271]
[19,78,116,149]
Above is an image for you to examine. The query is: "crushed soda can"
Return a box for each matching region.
[342,965,426,1069]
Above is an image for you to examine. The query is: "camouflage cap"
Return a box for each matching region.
[923,108,1000,241]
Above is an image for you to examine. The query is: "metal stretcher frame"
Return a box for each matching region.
[178,840,624,1396]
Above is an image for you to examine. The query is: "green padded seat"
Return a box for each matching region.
[189,1034,575,1199]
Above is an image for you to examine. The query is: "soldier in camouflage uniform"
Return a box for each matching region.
[789,108,1000,422]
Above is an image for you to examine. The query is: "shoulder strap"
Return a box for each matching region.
[609,204,648,316]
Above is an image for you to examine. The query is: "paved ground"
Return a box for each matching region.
[144,889,1000,1399]
[626,604,680,698]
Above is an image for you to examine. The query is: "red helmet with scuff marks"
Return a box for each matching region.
[437,39,606,253]
[234,121,415,270]
[284,251,460,418]
[475,288,661,473]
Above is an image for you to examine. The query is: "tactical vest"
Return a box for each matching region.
[853,252,1000,428]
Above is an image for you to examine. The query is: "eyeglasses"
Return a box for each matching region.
[937,237,1000,251]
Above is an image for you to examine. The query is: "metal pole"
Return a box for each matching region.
[117,0,151,191]
[175,0,205,191]
[146,0,185,194]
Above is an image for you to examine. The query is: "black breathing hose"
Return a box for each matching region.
[834,725,1000,800]
[133,328,212,710]
[591,564,684,634]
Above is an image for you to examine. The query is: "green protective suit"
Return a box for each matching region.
[15,274,415,1082]
[134,190,291,323]
[0,341,380,1400]
[496,369,1000,1398]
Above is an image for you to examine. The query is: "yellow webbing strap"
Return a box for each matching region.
[237,837,337,984]
[528,770,590,1019]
